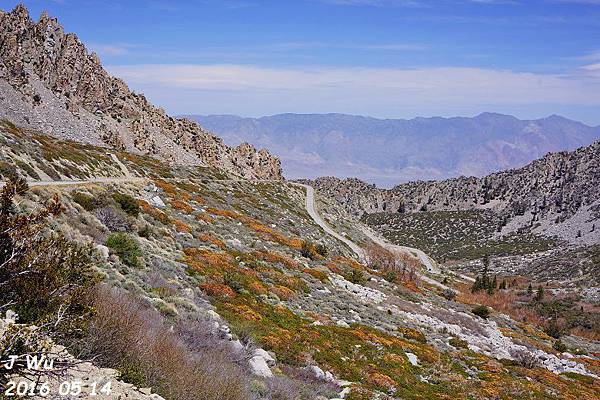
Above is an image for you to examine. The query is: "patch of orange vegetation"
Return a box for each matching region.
[200,283,236,298]
[139,200,171,225]
[223,303,262,321]
[195,213,214,224]
[154,180,178,196]
[271,285,296,301]
[248,281,268,295]
[173,219,192,234]
[193,195,206,205]
[207,207,241,219]
[571,326,600,341]
[400,278,422,294]
[171,199,194,214]
[184,248,233,271]
[368,372,396,390]
[252,250,299,270]
[197,233,226,249]
[457,284,544,328]
[302,268,328,282]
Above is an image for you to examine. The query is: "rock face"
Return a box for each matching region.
[305,140,600,243]
[0,5,282,180]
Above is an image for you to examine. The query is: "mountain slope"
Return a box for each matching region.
[190,113,600,186]
[0,5,282,180]
[305,139,600,246]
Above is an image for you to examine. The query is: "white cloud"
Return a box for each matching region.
[105,64,600,122]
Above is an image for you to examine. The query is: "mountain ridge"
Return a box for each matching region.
[189,112,600,186]
[0,5,282,180]
[303,138,600,246]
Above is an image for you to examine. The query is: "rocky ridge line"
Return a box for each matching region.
[0,5,282,180]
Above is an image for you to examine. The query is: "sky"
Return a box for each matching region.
[2,0,600,125]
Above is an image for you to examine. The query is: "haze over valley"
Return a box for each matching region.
[191,113,600,187]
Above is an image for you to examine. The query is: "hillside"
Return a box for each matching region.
[305,139,600,244]
[190,113,600,186]
[0,5,282,180]
[1,4,599,400]
[1,118,599,400]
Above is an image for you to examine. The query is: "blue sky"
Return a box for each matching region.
[2,0,600,124]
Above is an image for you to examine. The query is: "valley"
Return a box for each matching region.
[0,4,598,400]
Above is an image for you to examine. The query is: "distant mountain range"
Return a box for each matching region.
[188,113,600,187]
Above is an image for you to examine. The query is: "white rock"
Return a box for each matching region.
[96,244,110,260]
[149,195,166,208]
[254,348,275,365]
[336,320,350,328]
[406,352,419,366]
[249,356,273,378]
[310,365,326,380]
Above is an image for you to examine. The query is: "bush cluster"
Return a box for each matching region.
[106,232,142,268]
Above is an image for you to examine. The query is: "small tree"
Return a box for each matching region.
[106,233,142,268]
[0,178,98,324]
[534,285,545,302]
[472,305,490,319]
[527,283,533,296]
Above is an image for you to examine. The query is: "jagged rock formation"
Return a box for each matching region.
[305,140,600,243]
[0,5,282,180]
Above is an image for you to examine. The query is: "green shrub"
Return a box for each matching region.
[0,161,18,179]
[315,243,328,257]
[113,193,140,217]
[347,269,367,285]
[73,192,96,211]
[471,305,490,319]
[553,339,567,352]
[138,225,153,238]
[0,177,99,332]
[106,233,142,268]
[301,240,314,259]
[449,336,469,349]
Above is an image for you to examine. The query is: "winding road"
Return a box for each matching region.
[292,183,454,290]
[1,164,465,289]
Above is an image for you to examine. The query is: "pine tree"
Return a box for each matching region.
[535,285,545,302]
[527,283,533,296]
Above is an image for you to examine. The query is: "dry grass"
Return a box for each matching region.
[457,285,544,327]
[78,286,250,400]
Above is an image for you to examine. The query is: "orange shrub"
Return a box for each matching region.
[207,207,241,219]
[154,180,178,196]
[173,219,192,234]
[271,285,296,301]
[139,200,171,225]
[193,195,206,205]
[171,199,194,214]
[198,233,226,249]
[457,285,544,327]
[200,283,236,298]
[302,268,328,282]
[368,372,396,390]
[252,250,299,270]
[248,281,268,295]
[184,248,233,271]
[195,213,214,224]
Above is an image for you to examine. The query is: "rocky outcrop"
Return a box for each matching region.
[0,5,282,180]
[304,140,600,242]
